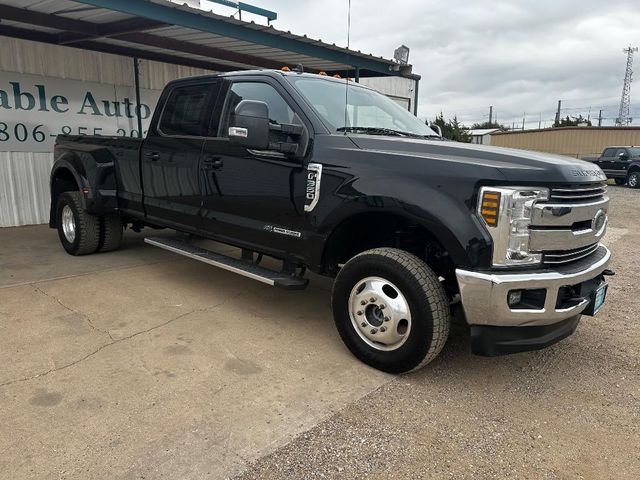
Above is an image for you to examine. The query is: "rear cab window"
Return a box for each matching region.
[158,83,217,137]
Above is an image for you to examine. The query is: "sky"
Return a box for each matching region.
[201,0,640,127]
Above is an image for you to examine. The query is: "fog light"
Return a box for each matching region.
[508,290,522,307]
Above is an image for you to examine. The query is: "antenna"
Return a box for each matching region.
[343,0,352,133]
[616,45,638,126]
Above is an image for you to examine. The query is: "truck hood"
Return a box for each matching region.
[349,136,607,184]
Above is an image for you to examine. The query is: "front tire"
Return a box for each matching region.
[56,192,101,255]
[627,171,640,189]
[332,248,450,373]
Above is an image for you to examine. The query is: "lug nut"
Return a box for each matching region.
[370,297,376,303]
[370,328,378,334]
[361,322,367,327]
[384,316,390,322]
[360,300,367,305]
[357,310,363,316]
[379,304,386,310]
[380,326,387,332]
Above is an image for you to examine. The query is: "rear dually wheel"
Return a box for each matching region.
[56,192,101,255]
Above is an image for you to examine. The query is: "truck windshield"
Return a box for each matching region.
[287,76,438,138]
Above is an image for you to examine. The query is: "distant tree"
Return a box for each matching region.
[470,120,508,131]
[553,114,592,127]
[430,113,472,142]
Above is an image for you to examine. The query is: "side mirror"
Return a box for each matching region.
[619,152,629,160]
[229,100,269,150]
[430,124,443,138]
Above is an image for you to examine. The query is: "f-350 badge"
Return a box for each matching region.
[304,163,323,213]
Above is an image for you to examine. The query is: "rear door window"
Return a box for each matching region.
[159,84,217,136]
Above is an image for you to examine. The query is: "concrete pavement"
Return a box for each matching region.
[0,226,390,479]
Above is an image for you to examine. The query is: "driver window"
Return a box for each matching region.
[615,148,627,158]
[223,82,295,135]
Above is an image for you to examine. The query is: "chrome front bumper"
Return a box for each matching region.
[456,246,611,327]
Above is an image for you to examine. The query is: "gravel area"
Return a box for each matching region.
[234,185,640,480]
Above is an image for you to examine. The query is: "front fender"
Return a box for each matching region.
[310,174,492,270]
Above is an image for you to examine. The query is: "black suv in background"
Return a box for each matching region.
[593,146,640,187]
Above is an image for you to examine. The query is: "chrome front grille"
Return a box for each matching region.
[548,183,607,203]
[542,243,600,265]
[531,182,609,266]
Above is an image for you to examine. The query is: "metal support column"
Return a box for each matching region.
[413,77,419,116]
[354,66,360,83]
[133,57,143,138]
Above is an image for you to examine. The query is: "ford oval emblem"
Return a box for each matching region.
[593,209,607,234]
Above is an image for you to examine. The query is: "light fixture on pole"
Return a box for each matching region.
[394,45,410,65]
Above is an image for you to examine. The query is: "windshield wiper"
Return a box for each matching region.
[337,126,412,137]
[337,126,436,139]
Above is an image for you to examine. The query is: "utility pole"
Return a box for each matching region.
[554,100,562,126]
[616,46,638,126]
[489,105,493,125]
[538,113,542,129]
[598,109,603,127]
[522,113,525,130]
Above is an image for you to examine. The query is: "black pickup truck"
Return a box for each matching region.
[50,70,613,373]
[591,146,640,187]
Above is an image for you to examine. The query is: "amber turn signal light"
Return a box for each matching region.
[480,190,501,226]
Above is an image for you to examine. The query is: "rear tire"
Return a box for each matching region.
[332,248,450,373]
[56,192,101,255]
[98,214,123,252]
[614,178,626,185]
[628,171,640,189]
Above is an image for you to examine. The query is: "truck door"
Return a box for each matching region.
[612,148,630,177]
[597,147,616,175]
[141,81,220,231]
[199,78,307,257]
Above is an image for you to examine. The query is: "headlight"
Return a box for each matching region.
[478,186,549,267]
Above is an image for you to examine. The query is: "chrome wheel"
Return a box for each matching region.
[348,276,412,351]
[629,173,639,188]
[61,205,76,243]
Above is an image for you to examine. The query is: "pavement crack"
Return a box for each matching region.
[30,284,115,341]
[0,297,233,389]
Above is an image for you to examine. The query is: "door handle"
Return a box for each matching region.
[203,155,223,169]
[145,151,160,161]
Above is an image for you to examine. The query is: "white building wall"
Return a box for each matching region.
[358,76,417,112]
[0,37,419,227]
[0,37,213,227]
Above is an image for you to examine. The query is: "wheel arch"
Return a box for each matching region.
[628,163,640,174]
[319,210,468,294]
[49,158,86,227]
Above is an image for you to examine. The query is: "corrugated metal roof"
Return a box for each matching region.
[0,0,416,78]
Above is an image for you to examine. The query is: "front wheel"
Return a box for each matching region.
[332,248,450,373]
[628,171,640,189]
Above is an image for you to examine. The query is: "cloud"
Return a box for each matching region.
[205,0,640,126]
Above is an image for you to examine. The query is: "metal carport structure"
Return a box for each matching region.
[0,0,416,79]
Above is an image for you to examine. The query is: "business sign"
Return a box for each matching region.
[0,71,161,152]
